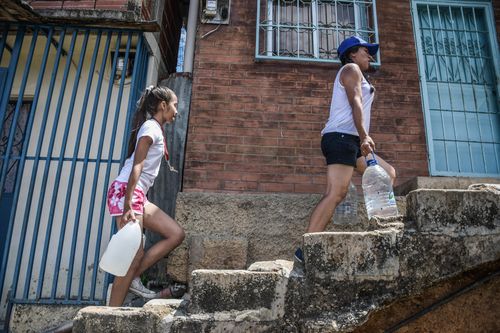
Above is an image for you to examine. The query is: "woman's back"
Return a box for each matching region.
[321,65,375,137]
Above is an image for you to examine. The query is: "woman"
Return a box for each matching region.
[106,86,186,306]
[295,36,396,263]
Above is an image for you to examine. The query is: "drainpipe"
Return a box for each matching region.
[183,0,199,73]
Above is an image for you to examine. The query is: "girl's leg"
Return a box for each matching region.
[108,216,145,307]
[307,164,354,233]
[355,155,396,184]
[135,202,185,276]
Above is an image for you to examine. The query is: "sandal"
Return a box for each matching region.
[157,283,187,299]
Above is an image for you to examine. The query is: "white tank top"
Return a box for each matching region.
[321,65,375,136]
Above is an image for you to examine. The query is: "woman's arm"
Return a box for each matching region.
[341,64,375,156]
[119,136,153,228]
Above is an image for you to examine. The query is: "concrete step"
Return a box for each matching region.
[303,229,401,282]
[189,270,286,317]
[73,299,182,333]
[395,176,500,196]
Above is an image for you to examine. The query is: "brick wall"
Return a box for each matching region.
[28,0,130,11]
[183,0,500,193]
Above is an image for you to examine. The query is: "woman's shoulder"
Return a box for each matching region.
[338,64,362,86]
[340,63,361,75]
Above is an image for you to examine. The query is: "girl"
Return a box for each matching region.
[106,85,185,306]
[295,36,396,263]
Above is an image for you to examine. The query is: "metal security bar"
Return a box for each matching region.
[255,0,380,65]
[0,23,149,327]
[412,1,500,176]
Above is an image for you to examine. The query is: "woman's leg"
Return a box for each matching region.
[355,155,396,184]
[135,202,185,276]
[108,216,145,307]
[307,164,354,233]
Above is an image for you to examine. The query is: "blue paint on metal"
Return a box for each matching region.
[0,25,29,302]
[0,67,8,254]
[0,23,10,64]
[83,30,123,300]
[75,30,112,300]
[412,0,500,177]
[91,31,132,300]
[22,28,67,300]
[0,29,39,287]
[0,27,25,186]
[50,30,90,300]
[1,24,149,327]
[64,30,102,299]
[0,29,39,197]
[1,26,54,305]
[35,29,78,300]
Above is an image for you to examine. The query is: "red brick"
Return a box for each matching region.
[29,1,64,9]
[62,1,95,9]
[258,183,294,193]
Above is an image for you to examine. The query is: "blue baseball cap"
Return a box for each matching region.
[337,36,379,59]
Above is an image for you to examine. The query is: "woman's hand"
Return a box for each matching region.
[118,203,135,229]
[361,135,375,156]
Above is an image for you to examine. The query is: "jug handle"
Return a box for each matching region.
[364,149,378,164]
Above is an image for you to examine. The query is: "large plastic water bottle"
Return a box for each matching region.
[99,220,142,276]
[362,154,398,219]
[333,181,358,224]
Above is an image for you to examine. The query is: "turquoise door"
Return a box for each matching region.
[412,1,500,176]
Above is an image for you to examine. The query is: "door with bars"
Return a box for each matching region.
[412,1,500,176]
[0,23,149,328]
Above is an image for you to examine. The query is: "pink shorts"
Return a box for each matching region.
[107,180,149,216]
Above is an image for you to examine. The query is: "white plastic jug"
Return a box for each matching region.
[99,220,142,276]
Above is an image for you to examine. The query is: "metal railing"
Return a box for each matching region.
[0,23,149,327]
[255,0,380,65]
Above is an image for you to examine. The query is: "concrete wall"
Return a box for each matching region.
[166,191,407,283]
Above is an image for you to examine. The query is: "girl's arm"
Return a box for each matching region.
[341,64,375,156]
[119,136,153,228]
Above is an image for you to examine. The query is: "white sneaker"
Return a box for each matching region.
[129,277,156,298]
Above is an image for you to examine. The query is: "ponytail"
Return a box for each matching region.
[126,85,175,158]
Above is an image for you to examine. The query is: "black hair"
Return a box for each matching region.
[127,86,175,158]
[340,45,361,66]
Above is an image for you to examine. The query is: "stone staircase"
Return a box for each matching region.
[73,186,500,332]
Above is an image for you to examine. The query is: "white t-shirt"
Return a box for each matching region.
[115,119,164,193]
[321,65,375,136]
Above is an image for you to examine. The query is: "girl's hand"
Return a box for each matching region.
[118,205,135,229]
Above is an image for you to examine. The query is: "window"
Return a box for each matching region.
[256,0,380,64]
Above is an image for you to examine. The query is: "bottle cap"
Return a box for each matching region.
[366,159,378,166]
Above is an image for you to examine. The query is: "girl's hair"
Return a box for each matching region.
[127,85,175,158]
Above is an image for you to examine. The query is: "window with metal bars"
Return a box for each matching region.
[256,0,380,64]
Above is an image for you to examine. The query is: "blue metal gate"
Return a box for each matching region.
[412,1,500,177]
[0,23,149,328]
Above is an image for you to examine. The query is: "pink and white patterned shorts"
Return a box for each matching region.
[106,180,148,216]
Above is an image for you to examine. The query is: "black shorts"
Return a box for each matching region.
[321,132,362,167]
